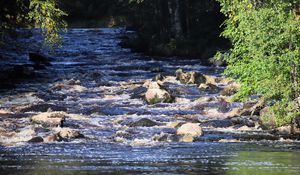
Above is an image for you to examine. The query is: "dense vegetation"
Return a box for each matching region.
[217,0,300,126]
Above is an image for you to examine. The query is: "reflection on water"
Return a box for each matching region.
[1,142,300,175]
[226,151,300,175]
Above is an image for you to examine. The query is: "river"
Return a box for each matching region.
[0,28,299,175]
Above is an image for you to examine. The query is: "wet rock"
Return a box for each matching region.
[31,112,65,127]
[199,83,220,93]
[114,137,127,143]
[0,109,13,117]
[65,79,81,85]
[152,73,165,81]
[153,133,178,142]
[165,122,182,128]
[175,98,191,103]
[145,82,173,104]
[34,127,50,133]
[129,118,160,127]
[204,75,218,84]
[201,119,234,128]
[28,136,44,143]
[175,69,206,85]
[130,86,147,99]
[178,134,195,142]
[176,123,203,142]
[226,108,242,118]
[55,127,84,139]
[143,80,151,87]
[220,84,240,96]
[195,96,216,103]
[44,134,63,142]
[230,117,255,127]
[19,103,67,113]
[51,83,87,92]
[114,130,132,139]
[217,98,231,113]
[29,53,52,66]
[276,126,292,135]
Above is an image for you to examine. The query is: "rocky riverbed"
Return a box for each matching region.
[0,28,300,175]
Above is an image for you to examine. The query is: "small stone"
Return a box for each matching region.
[152,73,165,81]
[129,118,159,127]
[220,84,240,96]
[175,98,191,103]
[28,136,44,143]
[44,134,63,142]
[175,69,206,85]
[199,83,220,93]
[55,128,84,139]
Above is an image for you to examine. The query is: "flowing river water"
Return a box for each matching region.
[0,28,300,175]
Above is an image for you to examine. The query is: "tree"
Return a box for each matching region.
[125,0,228,58]
[0,0,67,45]
[216,0,300,126]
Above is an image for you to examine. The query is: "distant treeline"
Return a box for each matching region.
[123,0,229,58]
[60,0,228,58]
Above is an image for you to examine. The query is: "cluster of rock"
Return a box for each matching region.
[28,111,84,143]
[121,69,300,144]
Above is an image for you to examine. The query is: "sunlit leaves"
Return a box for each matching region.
[28,0,67,46]
[217,0,300,126]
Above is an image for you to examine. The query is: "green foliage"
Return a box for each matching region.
[217,0,300,126]
[0,0,67,46]
[28,0,67,45]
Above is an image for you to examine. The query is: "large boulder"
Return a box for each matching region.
[31,112,65,127]
[145,82,173,104]
[176,123,203,142]
[175,69,206,85]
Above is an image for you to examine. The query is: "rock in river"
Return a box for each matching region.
[54,127,84,139]
[145,82,173,104]
[176,123,203,142]
[28,136,44,143]
[31,112,65,127]
[175,69,206,85]
[129,118,160,127]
